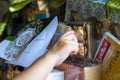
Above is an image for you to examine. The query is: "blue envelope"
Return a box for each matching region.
[5,16,58,67]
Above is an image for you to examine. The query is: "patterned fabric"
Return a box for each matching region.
[65,0,106,22]
[65,0,120,24]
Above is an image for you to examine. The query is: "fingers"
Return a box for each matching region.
[69,47,79,55]
[60,31,79,55]
[61,30,75,38]
[68,42,79,55]
[51,31,80,66]
[61,31,78,42]
[62,34,78,42]
[69,45,79,55]
[64,40,79,47]
[63,39,79,55]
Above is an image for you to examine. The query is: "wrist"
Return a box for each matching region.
[45,51,58,67]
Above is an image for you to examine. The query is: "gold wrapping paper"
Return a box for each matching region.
[66,22,88,57]
[84,64,102,80]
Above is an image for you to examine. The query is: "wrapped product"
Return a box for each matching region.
[66,22,88,57]
[84,64,102,80]
[56,63,84,80]
[93,32,120,80]
[67,22,98,59]
[56,55,96,80]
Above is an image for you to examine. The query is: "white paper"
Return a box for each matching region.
[46,69,64,80]
[0,40,11,60]
[6,16,58,67]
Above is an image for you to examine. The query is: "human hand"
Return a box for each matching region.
[47,30,79,66]
[9,31,79,80]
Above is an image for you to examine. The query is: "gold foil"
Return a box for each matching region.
[66,22,87,57]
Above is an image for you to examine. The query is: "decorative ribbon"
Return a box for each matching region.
[0,0,33,38]
[105,0,120,19]
[9,0,32,12]
[0,13,11,36]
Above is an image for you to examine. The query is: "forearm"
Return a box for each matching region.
[10,51,56,80]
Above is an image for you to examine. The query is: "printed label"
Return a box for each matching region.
[94,39,111,64]
[16,30,34,47]
[4,29,34,60]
